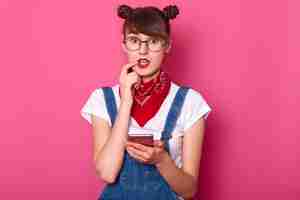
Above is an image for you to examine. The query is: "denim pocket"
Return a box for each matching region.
[98,185,123,200]
[118,151,132,187]
[119,170,129,185]
[143,168,164,192]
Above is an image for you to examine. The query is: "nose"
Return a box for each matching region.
[139,41,149,55]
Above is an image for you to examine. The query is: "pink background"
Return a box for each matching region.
[0,0,298,199]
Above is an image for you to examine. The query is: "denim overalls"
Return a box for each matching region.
[98,86,189,200]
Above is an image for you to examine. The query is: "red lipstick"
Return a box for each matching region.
[137,58,150,68]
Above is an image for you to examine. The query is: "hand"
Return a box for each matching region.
[119,62,141,104]
[126,140,168,165]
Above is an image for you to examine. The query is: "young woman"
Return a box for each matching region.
[80,4,212,200]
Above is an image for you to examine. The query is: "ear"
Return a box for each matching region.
[164,39,172,54]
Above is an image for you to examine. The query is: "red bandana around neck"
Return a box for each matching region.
[118,69,171,127]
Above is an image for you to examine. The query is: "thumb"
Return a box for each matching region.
[154,140,165,148]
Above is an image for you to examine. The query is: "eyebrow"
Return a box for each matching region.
[126,34,152,40]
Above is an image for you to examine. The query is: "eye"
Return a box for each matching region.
[149,38,159,44]
[128,37,139,43]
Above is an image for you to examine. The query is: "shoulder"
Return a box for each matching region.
[172,82,212,131]
[90,83,119,99]
[171,81,206,103]
[80,83,119,126]
[82,83,120,113]
[186,87,206,104]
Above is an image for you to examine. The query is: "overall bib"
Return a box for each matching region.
[98,86,189,200]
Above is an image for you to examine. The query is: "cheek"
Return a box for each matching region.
[151,54,165,65]
[127,52,140,62]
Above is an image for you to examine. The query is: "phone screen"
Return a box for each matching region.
[128,135,154,147]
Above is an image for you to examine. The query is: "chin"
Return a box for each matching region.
[139,69,161,80]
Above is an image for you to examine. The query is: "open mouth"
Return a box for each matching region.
[137,58,150,68]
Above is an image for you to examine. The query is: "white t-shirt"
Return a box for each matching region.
[80,81,212,199]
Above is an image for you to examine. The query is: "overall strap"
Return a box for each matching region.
[102,87,118,126]
[161,86,189,153]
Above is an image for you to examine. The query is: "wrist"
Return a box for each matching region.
[155,151,171,168]
[120,99,133,108]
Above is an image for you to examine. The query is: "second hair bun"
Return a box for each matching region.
[118,4,132,19]
[163,5,179,20]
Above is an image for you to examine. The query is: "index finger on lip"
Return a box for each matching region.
[126,62,138,70]
[121,62,138,75]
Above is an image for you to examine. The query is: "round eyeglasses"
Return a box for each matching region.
[123,36,168,52]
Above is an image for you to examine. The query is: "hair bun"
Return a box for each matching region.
[117,4,132,19]
[163,5,179,20]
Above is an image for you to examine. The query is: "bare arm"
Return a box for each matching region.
[91,101,132,183]
[155,117,206,199]
[90,62,140,183]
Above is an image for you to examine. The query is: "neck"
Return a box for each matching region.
[141,68,161,83]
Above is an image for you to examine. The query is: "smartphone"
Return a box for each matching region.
[128,134,154,147]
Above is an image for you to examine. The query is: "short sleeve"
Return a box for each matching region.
[182,88,212,132]
[80,88,111,126]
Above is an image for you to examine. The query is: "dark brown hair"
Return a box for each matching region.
[117,4,179,41]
